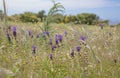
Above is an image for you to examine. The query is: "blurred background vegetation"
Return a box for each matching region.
[0,9,111,25]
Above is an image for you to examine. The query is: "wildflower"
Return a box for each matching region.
[55,35,59,45]
[42,31,49,38]
[28,30,34,38]
[42,32,47,39]
[46,31,50,37]
[32,45,37,55]
[50,53,53,60]
[13,26,17,31]
[64,31,67,37]
[58,34,63,43]
[13,26,17,39]
[71,49,74,58]
[80,36,86,41]
[51,45,56,51]
[109,32,112,36]
[36,34,40,38]
[8,26,11,30]
[49,38,52,45]
[76,46,81,52]
[28,30,32,36]
[6,32,11,42]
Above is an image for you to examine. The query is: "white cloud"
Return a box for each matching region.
[0,0,119,15]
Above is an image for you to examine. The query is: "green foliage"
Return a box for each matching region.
[20,12,38,23]
[37,10,45,22]
[7,14,20,22]
[64,15,70,23]
[42,0,65,31]
[77,13,99,25]
[52,14,64,23]
[48,0,65,16]
[63,15,77,23]
[69,15,77,22]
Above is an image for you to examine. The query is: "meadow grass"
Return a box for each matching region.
[0,22,120,78]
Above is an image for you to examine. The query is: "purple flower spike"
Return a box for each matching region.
[42,31,50,38]
[46,31,49,36]
[6,32,11,42]
[12,26,17,39]
[32,45,37,54]
[6,31,10,37]
[8,26,11,30]
[28,30,34,38]
[52,45,56,51]
[28,30,32,36]
[55,34,63,44]
[71,49,74,58]
[32,45,36,50]
[64,31,67,37]
[58,34,63,43]
[36,34,40,38]
[109,32,112,36]
[49,38,52,45]
[42,32,47,38]
[13,26,17,32]
[50,53,53,60]
[81,36,86,41]
[13,31,16,39]
[76,46,81,52]
[56,39,59,45]
[55,35,59,45]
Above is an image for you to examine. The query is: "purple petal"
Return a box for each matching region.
[32,45,37,50]
[80,36,86,41]
[50,53,53,60]
[76,46,81,52]
[13,26,17,31]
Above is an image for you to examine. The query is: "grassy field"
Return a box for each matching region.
[0,22,120,78]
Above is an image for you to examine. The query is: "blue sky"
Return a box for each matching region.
[0,0,120,24]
